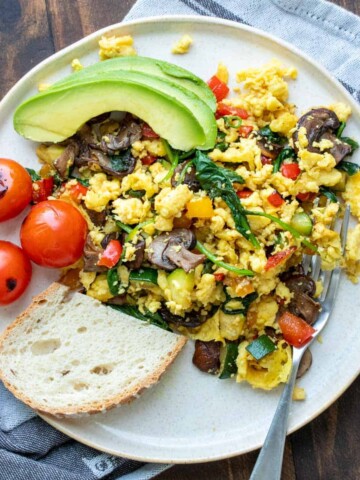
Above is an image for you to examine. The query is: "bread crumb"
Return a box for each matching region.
[293,386,306,401]
[172,34,193,54]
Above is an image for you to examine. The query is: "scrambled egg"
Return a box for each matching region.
[71,58,84,71]
[99,35,137,60]
[171,34,193,54]
[113,197,151,224]
[85,173,121,212]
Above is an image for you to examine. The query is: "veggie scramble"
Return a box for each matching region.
[29,44,360,392]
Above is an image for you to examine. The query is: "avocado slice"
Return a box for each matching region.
[14,71,216,150]
[50,56,216,112]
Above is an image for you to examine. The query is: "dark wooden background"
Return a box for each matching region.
[1,0,359,478]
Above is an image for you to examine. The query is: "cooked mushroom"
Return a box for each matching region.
[159,306,209,328]
[83,235,107,272]
[292,108,351,163]
[284,274,316,297]
[91,149,136,179]
[83,206,107,227]
[256,136,283,160]
[288,291,320,325]
[100,114,142,154]
[101,232,119,249]
[54,142,79,179]
[296,348,312,379]
[171,161,200,192]
[106,293,127,305]
[148,229,205,272]
[192,340,221,374]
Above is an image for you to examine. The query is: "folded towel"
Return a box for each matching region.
[1,1,359,479]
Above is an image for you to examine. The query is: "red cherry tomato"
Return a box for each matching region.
[280,163,301,180]
[0,158,32,222]
[236,188,253,199]
[207,76,229,102]
[215,102,249,119]
[278,311,316,348]
[268,191,285,207]
[0,241,32,305]
[20,200,87,268]
[32,177,54,204]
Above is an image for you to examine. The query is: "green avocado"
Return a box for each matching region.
[14,70,217,150]
[50,56,216,112]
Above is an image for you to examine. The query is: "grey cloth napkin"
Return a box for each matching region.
[1,1,359,479]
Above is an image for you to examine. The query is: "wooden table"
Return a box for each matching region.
[1,1,359,478]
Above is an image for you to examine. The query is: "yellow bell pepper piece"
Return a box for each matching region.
[186,197,214,218]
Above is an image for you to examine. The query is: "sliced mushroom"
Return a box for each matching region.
[83,206,107,227]
[148,229,205,272]
[100,114,142,154]
[171,161,200,192]
[83,235,107,272]
[296,349,312,378]
[256,136,283,160]
[192,340,221,374]
[106,293,127,305]
[159,306,209,328]
[293,108,351,163]
[284,274,316,297]
[288,291,320,325]
[101,232,119,249]
[91,149,136,179]
[54,142,79,179]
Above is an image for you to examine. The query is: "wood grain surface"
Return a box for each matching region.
[0,1,359,479]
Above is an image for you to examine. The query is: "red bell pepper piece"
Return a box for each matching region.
[142,123,159,139]
[215,102,249,119]
[265,246,297,271]
[236,188,253,199]
[261,155,273,165]
[69,182,88,203]
[141,154,157,166]
[208,76,230,102]
[296,192,316,202]
[268,191,285,207]
[238,125,253,138]
[280,163,301,180]
[278,311,316,348]
[214,273,225,282]
[97,240,123,268]
[32,177,54,203]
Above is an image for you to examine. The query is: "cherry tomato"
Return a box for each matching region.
[280,163,301,180]
[236,188,253,199]
[0,158,32,222]
[20,200,87,268]
[207,76,229,102]
[98,240,123,268]
[215,102,249,119]
[278,311,316,348]
[267,191,285,207]
[0,241,32,305]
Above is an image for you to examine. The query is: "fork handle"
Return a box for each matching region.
[249,360,300,480]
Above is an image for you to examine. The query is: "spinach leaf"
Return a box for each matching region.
[107,268,121,295]
[273,147,296,173]
[110,149,134,172]
[258,126,286,145]
[129,268,158,284]
[160,140,179,182]
[219,343,239,379]
[75,177,90,187]
[336,160,360,176]
[221,291,258,314]
[336,121,346,138]
[193,151,259,247]
[126,189,146,198]
[25,168,41,181]
[319,187,338,203]
[109,304,171,331]
[340,137,359,153]
[178,149,195,160]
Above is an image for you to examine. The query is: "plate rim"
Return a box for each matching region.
[2,13,360,463]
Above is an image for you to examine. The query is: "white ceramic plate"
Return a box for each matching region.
[1,16,360,464]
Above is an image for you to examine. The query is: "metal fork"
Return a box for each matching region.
[249,205,350,480]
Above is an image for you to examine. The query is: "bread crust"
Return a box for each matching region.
[0,282,187,416]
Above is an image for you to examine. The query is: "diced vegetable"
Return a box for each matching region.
[268,191,285,207]
[207,76,229,102]
[107,267,120,295]
[98,240,122,268]
[224,116,242,128]
[142,123,160,139]
[32,177,54,203]
[219,343,239,379]
[280,162,301,179]
[296,192,316,202]
[272,147,296,173]
[186,197,214,218]
[265,246,297,271]
[167,268,195,305]
[129,268,158,284]
[196,240,254,277]
[246,335,276,360]
[261,155,273,165]
[109,304,170,331]
[26,168,41,181]
[237,188,253,199]
[68,182,88,202]
[215,102,248,119]
[290,212,313,236]
[336,160,360,176]
[319,186,338,203]
[238,125,253,138]
[278,311,316,348]
[141,154,157,166]
[214,273,225,282]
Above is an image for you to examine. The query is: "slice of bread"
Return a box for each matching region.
[0,283,186,416]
